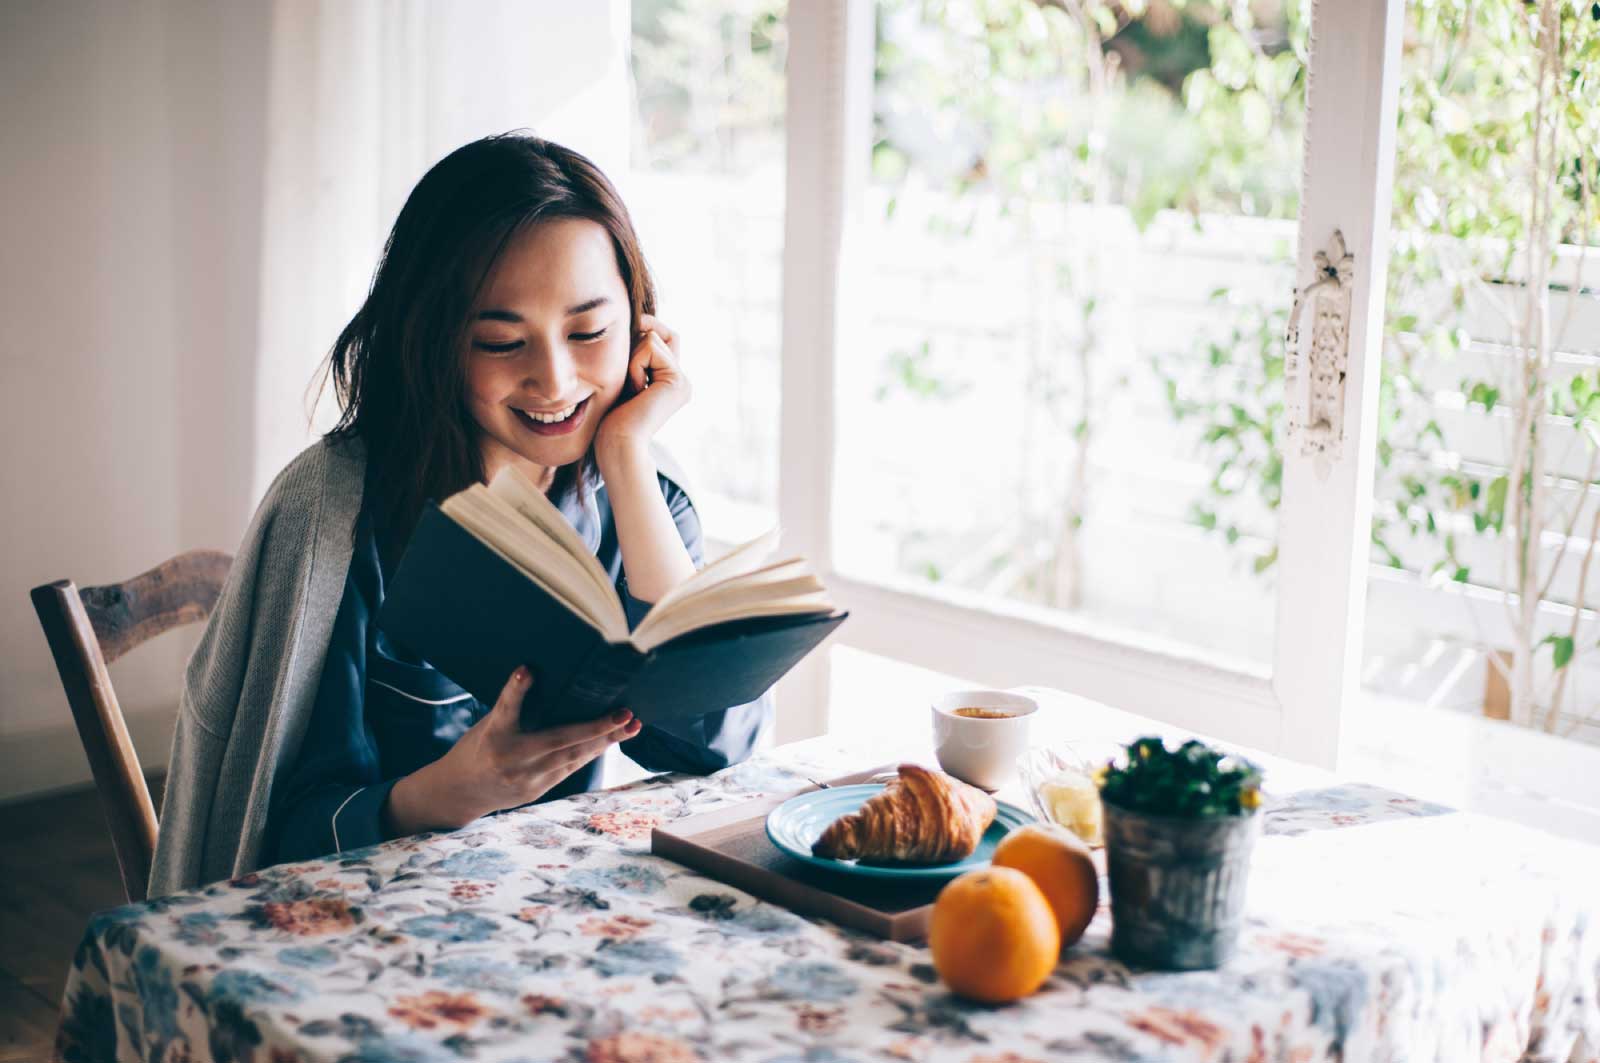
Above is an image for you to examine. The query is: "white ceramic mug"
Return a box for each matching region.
[931,689,1038,791]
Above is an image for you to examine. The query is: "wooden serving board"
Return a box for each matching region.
[649,765,946,942]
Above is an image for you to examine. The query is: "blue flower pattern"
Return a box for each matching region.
[433,848,515,879]
[278,945,340,969]
[208,967,309,1006]
[131,946,180,1043]
[431,955,525,994]
[590,939,683,979]
[400,911,500,942]
[763,961,857,1001]
[565,863,666,895]
[51,742,1597,1062]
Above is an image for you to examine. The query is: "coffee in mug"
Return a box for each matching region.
[952,707,1019,719]
[931,690,1038,790]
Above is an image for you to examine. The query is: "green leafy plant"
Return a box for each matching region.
[639,0,1600,739]
[869,0,1305,610]
[1166,0,1600,736]
[1097,736,1263,818]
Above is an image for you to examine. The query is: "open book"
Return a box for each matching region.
[377,467,847,729]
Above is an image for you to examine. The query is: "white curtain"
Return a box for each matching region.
[252,0,630,498]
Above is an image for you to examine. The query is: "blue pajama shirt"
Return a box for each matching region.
[265,472,772,864]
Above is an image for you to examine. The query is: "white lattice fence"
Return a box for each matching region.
[627,173,1600,742]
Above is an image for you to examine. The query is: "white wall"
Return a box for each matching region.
[1,0,628,802]
[0,0,271,802]
[250,0,631,497]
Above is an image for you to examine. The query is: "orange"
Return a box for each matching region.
[928,867,1059,1003]
[992,822,1100,951]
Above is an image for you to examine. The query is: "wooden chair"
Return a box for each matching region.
[30,550,231,903]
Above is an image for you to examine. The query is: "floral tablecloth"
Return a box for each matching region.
[55,726,1600,1063]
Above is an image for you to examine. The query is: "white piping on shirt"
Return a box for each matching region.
[330,786,366,854]
[327,679,470,852]
[369,677,475,706]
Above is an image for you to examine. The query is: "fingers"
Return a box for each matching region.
[628,332,679,394]
[519,707,638,756]
[486,666,533,731]
[638,313,680,356]
[488,666,638,754]
[487,707,643,810]
[543,730,632,780]
[627,343,653,393]
[521,712,641,790]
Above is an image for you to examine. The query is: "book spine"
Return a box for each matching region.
[531,642,643,728]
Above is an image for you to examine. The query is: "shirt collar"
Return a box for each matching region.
[551,474,604,555]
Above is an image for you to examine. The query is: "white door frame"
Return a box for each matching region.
[771,0,873,743]
[1271,0,1405,764]
[776,0,1405,767]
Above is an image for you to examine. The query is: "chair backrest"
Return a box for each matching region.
[30,550,231,902]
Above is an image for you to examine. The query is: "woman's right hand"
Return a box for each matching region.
[383,666,641,836]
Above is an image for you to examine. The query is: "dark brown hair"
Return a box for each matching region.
[322,132,655,555]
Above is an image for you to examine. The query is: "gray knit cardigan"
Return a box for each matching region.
[150,436,698,896]
[150,437,367,895]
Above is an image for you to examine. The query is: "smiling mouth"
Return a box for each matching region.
[510,396,591,436]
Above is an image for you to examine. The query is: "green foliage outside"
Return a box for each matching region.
[865,0,1600,731]
[865,0,1598,581]
[1160,0,1600,592]
[867,0,1308,607]
[632,0,786,172]
[633,0,1600,730]
[1154,0,1599,732]
[872,0,1304,224]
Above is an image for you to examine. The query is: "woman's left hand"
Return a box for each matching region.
[594,313,691,462]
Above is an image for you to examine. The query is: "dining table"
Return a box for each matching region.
[54,688,1600,1063]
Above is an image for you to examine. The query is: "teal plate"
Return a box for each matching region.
[765,784,1035,880]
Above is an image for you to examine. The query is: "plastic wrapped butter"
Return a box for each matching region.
[1038,771,1104,846]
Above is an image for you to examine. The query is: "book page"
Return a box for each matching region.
[486,467,619,608]
[631,544,822,651]
[644,526,783,616]
[449,474,831,652]
[632,590,838,653]
[433,494,613,634]
[634,557,815,638]
[442,486,628,639]
[441,489,610,630]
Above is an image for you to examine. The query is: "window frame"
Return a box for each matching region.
[769,0,1406,766]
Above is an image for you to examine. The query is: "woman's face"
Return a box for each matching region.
[463,217,631,483]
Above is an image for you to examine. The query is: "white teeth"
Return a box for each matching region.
[518,400,581,424]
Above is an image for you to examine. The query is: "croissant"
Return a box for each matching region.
[812,764,998,865]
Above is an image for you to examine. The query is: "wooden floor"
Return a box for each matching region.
[0,780,157,1063]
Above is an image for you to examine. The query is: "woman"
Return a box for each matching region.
[150,134,770,894]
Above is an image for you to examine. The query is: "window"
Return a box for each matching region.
[670,0,1597,825]
[832,0,1307,667]
[770,0,1405,766]
[1353,1,1600,824]
[626,0,787,542]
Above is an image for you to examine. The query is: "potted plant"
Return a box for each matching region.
[1097,736,1264,970]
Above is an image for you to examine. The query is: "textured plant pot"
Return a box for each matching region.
[1102,801,1261,970]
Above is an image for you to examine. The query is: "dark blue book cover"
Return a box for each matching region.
[377,505,846,729]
